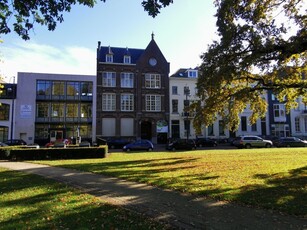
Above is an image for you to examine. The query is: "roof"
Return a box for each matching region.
[170,67,199,78]
[97,46,144,64]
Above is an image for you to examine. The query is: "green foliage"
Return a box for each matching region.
[192,0,307,131]
[0,0,103,40]
[0,0,173,40]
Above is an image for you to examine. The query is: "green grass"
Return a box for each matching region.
[33,148,307,216]
[0,168,168,230]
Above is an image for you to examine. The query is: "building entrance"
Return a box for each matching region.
[141,121,152,140]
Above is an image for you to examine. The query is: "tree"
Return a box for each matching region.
[0,0,173,40]
[192,0,307,132]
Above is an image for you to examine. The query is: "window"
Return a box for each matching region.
[145,74,161,88]
[188,70,198,78]
[241,116,247,131]
[66,103,78,118]
[121,94,134,111]
[184,100,190,107]
[295,117,301,132]
[102,72,116,87]
[36,103,49,118]
[81,103,92,118]
[102,93,116,111]
[219,120,225,135]
[52,81,65,96]
[172,86,178,95]
[171,120,180,138]
[251,123,257,132]
[146,95,161,111]
[208,124,214,136]
[51,103,64,117]
[120,73,134,88]
[37,80,51,95]
[184,120,190,136]
[106,54,113,63]
[81,82,93,96]
[273,104,286,122]
[123,55,131,64]
[102,118,115,136]
[172,100,178,113]
[35,125,49,139]
[67,82,80,97]
[121,118,134,136]
[0,126,9,142]
[0,104,10,120]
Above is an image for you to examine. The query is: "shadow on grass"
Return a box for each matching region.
[0,169,168,230]
[234,166,307,216]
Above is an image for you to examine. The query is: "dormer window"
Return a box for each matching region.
[124,55,131,64]
[188,70,198,78]
[106,54,113,63]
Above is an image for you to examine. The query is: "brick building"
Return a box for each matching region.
[95,34,170,144]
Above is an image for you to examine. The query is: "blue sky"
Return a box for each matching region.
[0,1,218,82]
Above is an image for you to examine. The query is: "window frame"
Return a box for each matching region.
[102,93,116,111]
[120,72,134,88]
[121,94,134,111]
[102,72,116,87]
[145,74,161,89]
[145,95,161,112]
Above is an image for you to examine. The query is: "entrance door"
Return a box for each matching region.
[50,130,64,142]
[141,121,152,140]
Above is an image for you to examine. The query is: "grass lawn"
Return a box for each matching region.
[33,148,307,217]
[0,168,168,230]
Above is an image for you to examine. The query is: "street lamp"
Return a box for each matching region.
[184,86,190,141]
[8,76,16,140]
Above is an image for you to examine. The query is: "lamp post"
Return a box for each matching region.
[9,76,16,141]
[184,86,190,141]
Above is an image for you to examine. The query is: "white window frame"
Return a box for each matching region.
[145,74,161,89]
[102,93,116,111]
[123,55,131,64]
[146,95,161,111]
[121,94,134,111]
[106,54,113,63]
[273,104,286,122]
[188,70,198,78]
[102,72,116,87]
[120,73,134,88]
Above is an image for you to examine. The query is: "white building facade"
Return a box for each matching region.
[169,68,270,142]
[14,72,96,145]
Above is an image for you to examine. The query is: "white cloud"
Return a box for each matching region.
[0,41,96,82]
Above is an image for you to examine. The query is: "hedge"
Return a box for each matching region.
[0,145,109,161]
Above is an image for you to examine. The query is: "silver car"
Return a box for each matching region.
[233,135,273,149]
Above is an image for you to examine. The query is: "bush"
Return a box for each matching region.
[2,145,109,161]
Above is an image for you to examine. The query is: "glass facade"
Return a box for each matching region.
[0,104,10,121]
[35,80,93,142]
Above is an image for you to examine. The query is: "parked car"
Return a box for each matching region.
[107,138,132,149]
[4,139,27,146]
[0,142,8,147]
[233,135,272,149]
[123,139,154,152]
[166,139,197,151]
[275,137,307,147]
[195,138,217,147]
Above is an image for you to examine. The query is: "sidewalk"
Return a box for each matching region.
[0,161,306,229]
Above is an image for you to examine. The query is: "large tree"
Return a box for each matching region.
[192,0,307,132]
[0,0,173,40]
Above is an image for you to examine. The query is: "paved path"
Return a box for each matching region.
[1,161,306,230]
